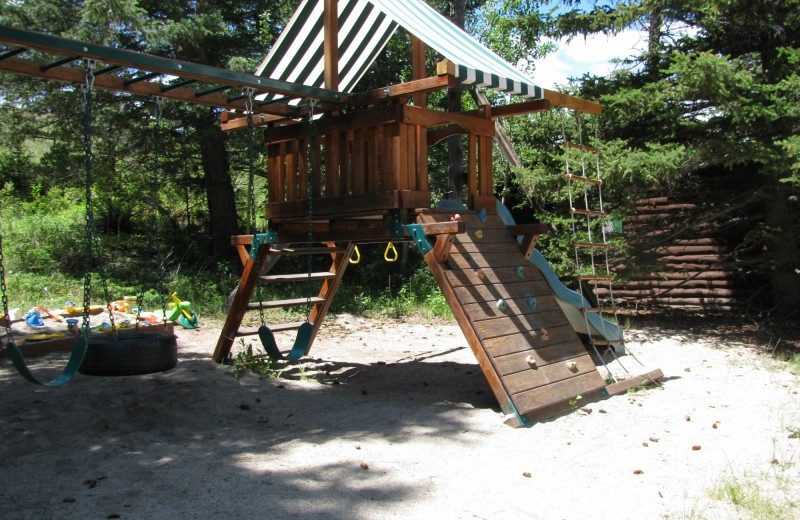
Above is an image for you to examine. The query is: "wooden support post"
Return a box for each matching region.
[323,0,339,92]
[212,242,272,362]
[411,36,427,108]
[467,133,477,199]
[478,135,492,196]
[433,234,454,263]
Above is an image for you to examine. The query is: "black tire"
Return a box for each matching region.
[79,333,178,376]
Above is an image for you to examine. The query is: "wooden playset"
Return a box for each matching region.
[0,0,661,424]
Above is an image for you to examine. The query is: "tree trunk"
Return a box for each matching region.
[195,112,239,258]
[446,0,466,203]
[763,176,800,313]
[646,7,662,77]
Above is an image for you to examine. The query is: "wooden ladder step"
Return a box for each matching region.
[563,173,603,186]
[235,321,308,337]
[261,272,336,283]
[577,274,612,281]
[571,208,606,217]
[562,141,600,153]
[247,297,326,310]
[573,241,611,249]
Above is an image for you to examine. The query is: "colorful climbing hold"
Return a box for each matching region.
[496,299,508,311]
[528,297,537,309]
[475,230,483,239]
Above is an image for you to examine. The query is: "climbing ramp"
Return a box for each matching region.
[419,210,608,424]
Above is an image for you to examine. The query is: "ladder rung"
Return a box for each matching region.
[582,306,618,313]
[236,321,307,337]
[247,297,325,310]
[562,142,600,153]
[573,241,611,249]
[261,272,335,283]
[588,339,624,346]
[563,173,603,186]
[271,246,347,255]
[577,275,612,281]
[571,208,606,217]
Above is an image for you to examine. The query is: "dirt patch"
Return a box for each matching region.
[1,314,798,519]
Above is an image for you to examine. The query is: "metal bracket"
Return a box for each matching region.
[389,210,404,238]
[404,224,432,255]
[250,230,278,260]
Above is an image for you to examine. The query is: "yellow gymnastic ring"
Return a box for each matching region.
[384,242,398,262]
[349,245,361,265]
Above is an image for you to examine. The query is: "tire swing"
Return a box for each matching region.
[76,70,176,377]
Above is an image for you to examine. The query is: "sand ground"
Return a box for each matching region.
[1,314,798,519]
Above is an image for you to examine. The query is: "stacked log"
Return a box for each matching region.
[601,197,739,312]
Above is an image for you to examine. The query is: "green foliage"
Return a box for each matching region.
[0,186,85,274]
[230,341,284,380]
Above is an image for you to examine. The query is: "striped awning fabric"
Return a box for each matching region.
[255,0,543,104]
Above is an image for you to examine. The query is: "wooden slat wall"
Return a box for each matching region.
[266,119,430,203]
[615,196,739,311]
[420,211,605,420]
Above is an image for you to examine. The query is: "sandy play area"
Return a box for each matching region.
[1,314,798,519]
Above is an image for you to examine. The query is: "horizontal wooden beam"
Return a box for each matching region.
[266,191,431,221]
[402,105,494,136]
[350,75,455,105]
[542,89,602,115]
[0,25,346,103]
[260,104,403,144]
[604,369,664,396]
[461,99,551,119]
[0,57,293,117]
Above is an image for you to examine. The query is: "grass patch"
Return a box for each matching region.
[230,341,284,380]
[706,470,797,520]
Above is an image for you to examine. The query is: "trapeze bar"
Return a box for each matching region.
[161,78,197,92]
[196,85,229,98]
[40,55,80,71]
[0,25,345,103]
[0,47,26,60]
[94,64,121,75]
[124,71,161,85]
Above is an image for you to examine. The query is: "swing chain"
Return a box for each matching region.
[245,88,256,233]
[80,60,95,336]
[305,99,317,317]
[0,228,15,347]
[137,97,168,331]
[80,59,117,339]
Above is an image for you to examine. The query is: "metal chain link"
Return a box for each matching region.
[306,99,317,319]
[246,89,267,326]
[245,89,256,234]
[0,226,17,349]
[80,60,118,340]
[80,61,96,337]
[137,97,168,332]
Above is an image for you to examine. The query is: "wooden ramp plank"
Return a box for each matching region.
[419,211,605,422]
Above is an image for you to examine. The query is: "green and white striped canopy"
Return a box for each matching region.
[256,0,543,103]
